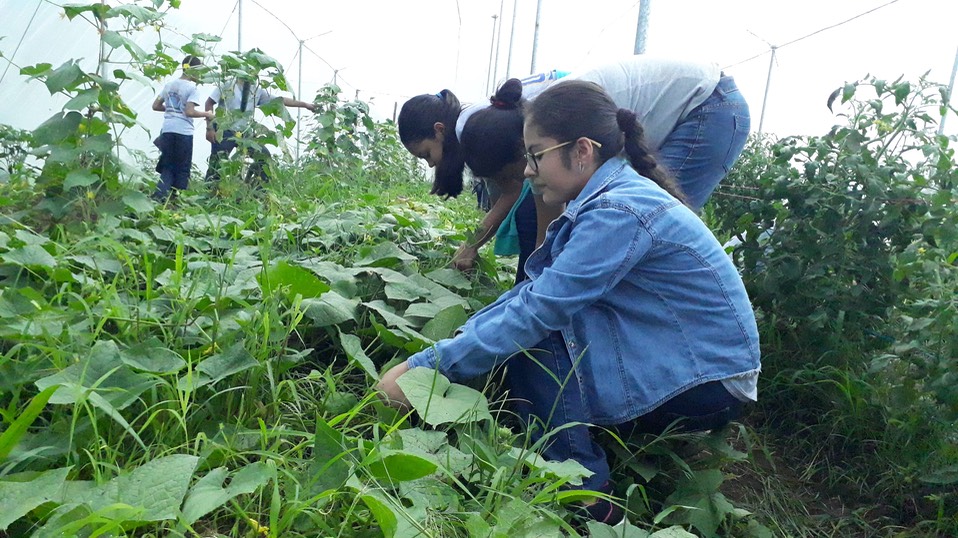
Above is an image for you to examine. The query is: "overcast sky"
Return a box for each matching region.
[1,0,956,160]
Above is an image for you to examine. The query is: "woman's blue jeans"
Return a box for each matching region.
[657,75,751,211]
[504,332,743,492]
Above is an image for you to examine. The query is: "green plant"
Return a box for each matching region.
[709,73,958,531]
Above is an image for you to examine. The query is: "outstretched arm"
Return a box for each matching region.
[185,101,214,120]
[282,96,317,112]
[451,178,522,271]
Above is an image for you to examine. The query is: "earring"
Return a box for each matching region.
[578,161,584,173]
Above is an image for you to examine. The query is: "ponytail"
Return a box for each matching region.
[616,109,685,203]
[399,89,466,197]
[528,80,687,206]
[460,79,526,178]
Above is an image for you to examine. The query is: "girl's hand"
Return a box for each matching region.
[451,244,478,272]
[377,362,412,411]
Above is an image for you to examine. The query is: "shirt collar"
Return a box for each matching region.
[564,156,629,218]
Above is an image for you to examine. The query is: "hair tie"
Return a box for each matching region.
[490,98,509,109]
[435,91,444,99]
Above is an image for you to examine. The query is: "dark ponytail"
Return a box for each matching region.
[527,80,686,204]
[460,79,526,178]
[615,108,683,202]
[398,90,466,197]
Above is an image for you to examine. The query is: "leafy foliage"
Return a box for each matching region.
[709,73,958,531]
[2,2,956,536]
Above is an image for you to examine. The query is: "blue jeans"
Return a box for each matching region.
[504,332,743,491]
[154,132,193,200]
[657,75,750,211]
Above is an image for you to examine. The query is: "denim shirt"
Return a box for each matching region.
[407,157,760,424]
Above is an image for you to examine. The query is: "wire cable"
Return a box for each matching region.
[723,0,901,70]
[0,0,43,86]
[209,0,239,53]
[248,0,300,41]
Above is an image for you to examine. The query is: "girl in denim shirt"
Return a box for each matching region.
[380,80,760,526]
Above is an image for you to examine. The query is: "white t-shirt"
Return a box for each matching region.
[209,81,274,113]
[457,55,722,151]
[208,81,275,131]
[159,78,202,136]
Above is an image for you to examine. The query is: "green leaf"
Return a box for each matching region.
[181,462,272,524]
[841,82,857,104]
[33,111,82,145]
[355,241,415,267]
[339,332,379,380]
[425,268,472,290]
[919,464,958,485]
[101,30,147,60]
[892,81,911,105]
[178,342,258,390]
[0,385,59,462]
[192,32,222,42]
[308,417,351,495]
[20,62,52,77]
[35,340,157,411]
[519,450,592,486]
[64,4,110,21]
[120,339,186,374]
[420,305,467,341]
[403,302,443,322]
[44,61,86,94]
[396,368,492,426]
[359,490,400,538]
[75,454,199,521]
[0,467,71,530]
[81,133,114,154]
[106,5,161,24]
[587,520,651,537]
[364,300,412,328]
[63,170,98,190]
[122,192,153,214]
[2,244,57,269]
[262,260,331,300]
[366,450,438,482]
[381,272,431,302]
[15,230,50,246]
[64,88,100,110]
[301,290,359,327]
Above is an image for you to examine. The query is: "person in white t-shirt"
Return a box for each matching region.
[203,78,317,185]
[151,56,213,200]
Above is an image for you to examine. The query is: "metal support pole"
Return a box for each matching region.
[237,0,243,51]
[939,45,958,135]
[530,0,542,74]
[297,40,303,161]
[505,0,518,78]
[98,0,108,78]
[491,0,505,92]
[758,46,777,135]
[485,15,498,95]
[633,0,651,55]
